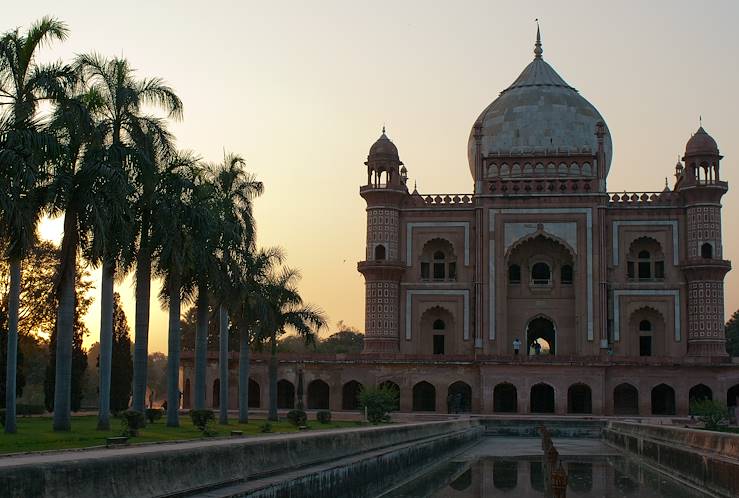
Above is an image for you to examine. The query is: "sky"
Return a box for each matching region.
[7,1,739,352]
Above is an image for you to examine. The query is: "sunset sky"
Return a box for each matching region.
[7,1,739,352]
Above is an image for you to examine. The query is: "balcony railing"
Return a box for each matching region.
[420,194,473,206]
[608,191,679,206]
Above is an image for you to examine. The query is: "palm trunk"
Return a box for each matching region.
[97,261,114,429]
[218,306,229,424]
[3,257,21,433]
[166,272,182,427]
[238,324,250,423]
[131,233,152,413]
[193,284,208,410]
[268,332,278,422]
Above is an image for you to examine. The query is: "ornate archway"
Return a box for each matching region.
[526,316,556,355]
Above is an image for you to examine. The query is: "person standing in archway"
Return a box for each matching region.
[534,340,542,355]
[513,337,521,356]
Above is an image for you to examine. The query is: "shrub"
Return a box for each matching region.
[316,410,332,424]
[190,409,216,435]
[120,410,146,436]
[0,409,5,427]
[145,408,163,424]
[286,409,307,427]
[690,399,730,431]
[359,385,399,424]
[260,422,272,433]
[16,404,45,416]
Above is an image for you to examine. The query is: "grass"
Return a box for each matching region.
[0,415,360,455]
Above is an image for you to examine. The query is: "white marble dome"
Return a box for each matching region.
[467,32,612,181]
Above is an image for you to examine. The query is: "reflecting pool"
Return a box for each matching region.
[377,439,714,498]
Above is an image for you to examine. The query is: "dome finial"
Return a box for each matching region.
[382,124,386,134]
[534,19,543,58]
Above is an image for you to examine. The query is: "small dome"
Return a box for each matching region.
[685,126,718,156]
[369,128,398,158]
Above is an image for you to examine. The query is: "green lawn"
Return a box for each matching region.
[0,415,360,455]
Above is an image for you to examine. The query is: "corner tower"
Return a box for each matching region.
[358,129,406,353]
[677,126,731,357]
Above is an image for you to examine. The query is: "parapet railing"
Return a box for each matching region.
[486,178,597,194]
[420,194,474,206]
[607,191,679,205]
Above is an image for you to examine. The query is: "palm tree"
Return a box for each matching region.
[260,267,326,422]
[152,153,198,427]
[0,17,70,433]
[209,153,263,422]
[75,54,182,422]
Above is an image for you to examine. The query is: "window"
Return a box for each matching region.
[448,262,457,280]
[701,243,713,259]
[508,264,521,284]
[639,320,652,332]
[628,241,665,281]
[637,251,651,279]
[433,251,446,279]
[433,319,445,331]
[560,265,573,284]
[374,244,386,260]
[433,335,445,354]
[654,261,664,279]
[421,262,430,280]
[531,262,551,285]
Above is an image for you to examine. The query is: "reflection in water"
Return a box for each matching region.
[390,456,716,498]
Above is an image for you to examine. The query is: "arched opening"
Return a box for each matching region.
[307,379,330,410]
[689,384,713,414]
[508,264,521,284]
[432,319,445,355]
[651,384,676,415]
[374,244,386,260]
[420,306,456,356]
[613,383,639,415]
[493,460,518,490]
[379,380,400,411]
[530,383,555,413]
[212,379,220,408]
[342,380,363,410]
[248,378,260,408]
[277,379,295,409]
[493,383,517,413]
[412,381,436,412]
[526,317,555,355]
[627,237,665,280]
[447,381,472,413]
[630,307,665,357]
[420,239,457,281]
[639,319,652,356]
[183,378,191,409]
[726,384,739,408]
[531,262,551,285]
[701,242,713,259]
[567,383,592,414]
[560,264,573,284]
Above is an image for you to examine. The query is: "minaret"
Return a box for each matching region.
[358,128,406,353]
[677,126,731,357]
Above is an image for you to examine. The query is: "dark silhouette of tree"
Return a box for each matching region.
[726,310,739,357]
[110,293,133,413]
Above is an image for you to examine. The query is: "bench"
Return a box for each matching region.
[105,436,129,448]
[230,430,243,436]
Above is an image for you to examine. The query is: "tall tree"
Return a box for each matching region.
[726,310,739,357]
[0,16,70,433]
[75,54,181,427]
[152,153,198,427]
[110,292,132,412]
[260,267,326,422]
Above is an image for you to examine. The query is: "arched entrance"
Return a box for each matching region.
[342,380,363,410]
[726,384,739,408]
[530,383,555,413]
[526,317,555,355]
[307,379,330,409]
[447,381,472,413]
[493,383,517,413]
[212,379,220,408]
[248,378,260,408]
[689,384,712,405]
[276,379,295,409]
[613,383,639,415]
[567,383,592,414]
[379,381,400,411]
[412,381,436,411]
[651,384,675,415]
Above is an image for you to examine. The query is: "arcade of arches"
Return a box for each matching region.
[179,362,739,418]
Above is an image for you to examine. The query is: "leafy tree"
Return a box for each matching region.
[110,293,133,413]
[43,268,92,413]
[259,267,326,422]
[0,16,71,433]
[690,399,730,431]
[319,328,363,354]
[726,310,739,357]
[359,385,398,424]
